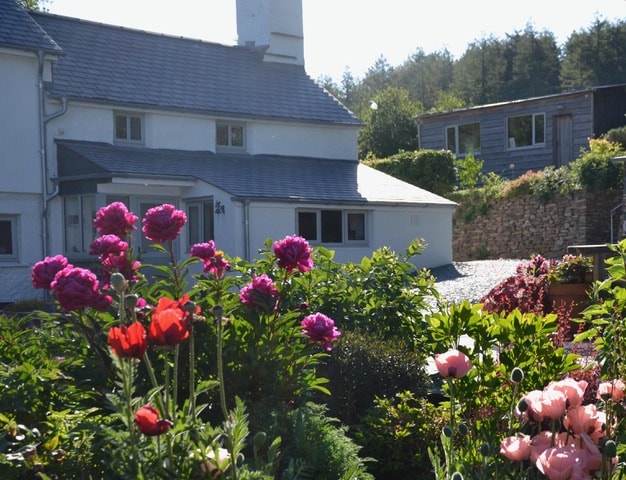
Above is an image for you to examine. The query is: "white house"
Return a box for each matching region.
[0,0,456,304]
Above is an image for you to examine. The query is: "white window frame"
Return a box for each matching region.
[216,122,246,152]
[186,198,215,250]
[0,215,18,261]
[114,111,144,144]
[445,122,481,156]
[63,195,97,256]
[506,113,545,149]
[297,209,368,245]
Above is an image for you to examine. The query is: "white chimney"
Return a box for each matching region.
[236,0,304,66]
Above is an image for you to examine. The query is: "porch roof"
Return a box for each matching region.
[56,140,456,208]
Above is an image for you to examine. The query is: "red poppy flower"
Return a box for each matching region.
[134,404,172,436]
[148,296,195,346]
[108,322,147,359]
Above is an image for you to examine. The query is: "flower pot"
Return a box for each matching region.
[548,283,590,338]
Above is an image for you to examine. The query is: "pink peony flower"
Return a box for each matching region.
[273,235,313,273]
[204,250,230,278]
[536,446,585,480]
[547,378,588,409]
[142,204,187,243]
[239,274,279,313]
[564,404,600,436]
[434,349,472,378]
[31,254,70,290]
[190,241,216,261]
[93,202,138,237]
[301,313,341,351]
[89,234,128,257]
[50,265,104,311]
[597,379,625,402]
[500,435,532,462]
[100,253,141,285]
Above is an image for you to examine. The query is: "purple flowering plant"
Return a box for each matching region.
[22,201,341,478]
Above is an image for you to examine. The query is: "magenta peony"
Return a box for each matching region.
[93,202,138,237]
[142,204,187,243]
[89,234,128,257]
[273,234,313,273]
[239,274,278,313]
[434,349,472,378]
[301,313,341,351]
[31,254,70,290]
[50,265,105,311]
[190,241,217,261]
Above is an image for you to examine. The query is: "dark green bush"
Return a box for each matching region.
[323,331,433,426]
[605,125,626,150]
[530,165,575,202]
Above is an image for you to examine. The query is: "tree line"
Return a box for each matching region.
[317,19,626,159]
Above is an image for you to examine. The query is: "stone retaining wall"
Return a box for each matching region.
[453,190,623,261]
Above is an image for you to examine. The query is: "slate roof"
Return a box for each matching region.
[56,140,456,207]
[0,0,62,53]
[23,9,359,125]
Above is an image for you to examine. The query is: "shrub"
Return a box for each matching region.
[324,331,433,426]
[570,137,624,191]
[456,153,484,190]
[605,125,626,150]
[355,391,447,480]
[499,170,540,199]
[529,165,576,202]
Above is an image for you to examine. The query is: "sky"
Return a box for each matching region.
[45,0,626,84]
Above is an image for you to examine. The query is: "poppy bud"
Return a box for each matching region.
[451,472,464,480]
[457,423,468,436]
[479,442,490,457]
[442,426,453,438]
[604,440,617,458]
[517,398,528,412]
[510,367,524,384]
[253,431,267,449]
[125,294,139,310]
[110,272,127,293]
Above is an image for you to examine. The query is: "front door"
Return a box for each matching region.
[554,115,573,167]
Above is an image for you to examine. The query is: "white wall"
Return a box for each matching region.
[0,51,42,193]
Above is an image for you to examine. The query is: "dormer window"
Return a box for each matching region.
[115,112,143,143]
[216,123,245,151]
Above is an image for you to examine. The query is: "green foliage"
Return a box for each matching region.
[284,402,373,480]
[355,391,447,480]
[365,149,456,195]
[605,125,626,150]
[455,153,484,189]
[357,87,421,159]
[570,137,624,191]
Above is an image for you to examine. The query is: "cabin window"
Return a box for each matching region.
[297,210,367,245]
[0,215,18,260]
[187,199,215,248]
[216,123,245,151]
[507,113,545,148]
[114,112,144,143]
[64,195,96,254]
[445,122,480,155]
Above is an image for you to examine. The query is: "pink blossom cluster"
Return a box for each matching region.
[190,240,230,278]
[500,377,623,479]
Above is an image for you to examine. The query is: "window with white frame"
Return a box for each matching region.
[507,113,545,148]
[64,195,96,254]
[445,122,480,155]
[114,112,144,143]
[0,216,18,260]
[297,210,367,245]
[187,199,215,248]
[216,123,245,151]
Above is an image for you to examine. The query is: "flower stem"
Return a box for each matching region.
[215,306,228,421]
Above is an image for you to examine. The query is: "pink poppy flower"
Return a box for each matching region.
[93,202,138,237]
[142,204,187,243]
[500,435,532,462]
[434,349,472,378]
[273,235,313,273]
[564,404,600,435]
[536,446,585,480]
[547,378,588,408]
[597,379,625,402]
